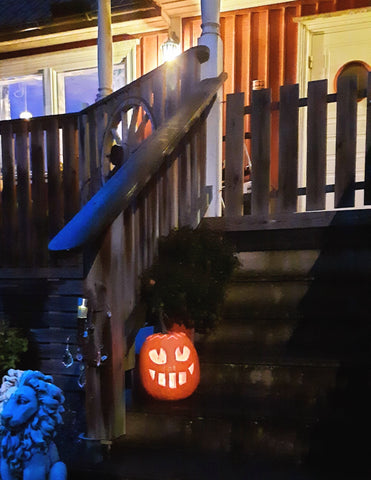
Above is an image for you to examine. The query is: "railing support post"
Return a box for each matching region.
[198,0,223,217]
[96,0,113,100]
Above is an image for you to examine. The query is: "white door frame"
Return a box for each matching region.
[295,7,371,210]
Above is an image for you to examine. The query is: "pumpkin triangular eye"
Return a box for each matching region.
[149,348,167,364]
[175,346,190,362]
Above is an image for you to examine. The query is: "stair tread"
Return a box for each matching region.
[69,446,325,480]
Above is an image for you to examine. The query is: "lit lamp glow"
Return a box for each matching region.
[161,34,181,63]
[19,110,32,120]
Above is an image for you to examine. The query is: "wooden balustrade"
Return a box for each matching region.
[0,114,79,267]
[0,46,211,269]
[224,72,371,225]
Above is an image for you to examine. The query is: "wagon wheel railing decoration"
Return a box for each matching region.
[101,97,156,181]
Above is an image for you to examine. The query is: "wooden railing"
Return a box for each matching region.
[0,114,80,267]
[0,46,211,269]
[223,73,371,227]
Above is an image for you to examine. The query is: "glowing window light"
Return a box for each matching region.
[19,110,32,120]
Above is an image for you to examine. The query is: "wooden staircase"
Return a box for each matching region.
[69,224,371,479]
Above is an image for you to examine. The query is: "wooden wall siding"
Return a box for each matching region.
[182,0,369,188]
[0,114,80,268]
[224,73,371,220]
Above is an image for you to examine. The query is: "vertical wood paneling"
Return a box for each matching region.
[318,1,335,12]
[268,9,284,102]
[365,72,371,205]
[142,35,158,74]
[335,75,358,208]
[277,83,299,213]
[220,16,236,98]
[225,92,245,217]
[284,6,299,85]
[251,88,271,217]
[235,14,251,97]
[250,11,268,86]
[306,79,327,211]
[301,3,318,15]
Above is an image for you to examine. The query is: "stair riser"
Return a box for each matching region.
[198,364,338,399]
[225,280,371,320]
[125,412,309,460]
[236,249,371,279]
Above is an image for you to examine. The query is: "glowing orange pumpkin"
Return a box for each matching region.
[139,332,200,400]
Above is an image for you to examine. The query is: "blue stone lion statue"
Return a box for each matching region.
[0,369,67,480]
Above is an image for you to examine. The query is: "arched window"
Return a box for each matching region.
[334,60,370,100]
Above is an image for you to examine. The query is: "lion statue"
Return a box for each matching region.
[0,370,67,480]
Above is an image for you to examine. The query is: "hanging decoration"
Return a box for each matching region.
[62,337,74,368]
[139,332,200,401]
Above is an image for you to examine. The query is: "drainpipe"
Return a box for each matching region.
[198,0,223,217]
[96,0,113,100]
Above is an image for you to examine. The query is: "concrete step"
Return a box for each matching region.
[69,446,327,480]
[235,249,371,280]
[224,277,371,321]
[123,408,312,461]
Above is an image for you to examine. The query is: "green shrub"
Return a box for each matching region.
[0,318,28,374]
[142,226,239,333]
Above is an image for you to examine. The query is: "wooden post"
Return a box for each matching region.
[251,88,271,217]
[198,0,223,217]
[335,75,357,208]
[306,80,327,211]
[277,83,299,213]
[96,0,113,100]
[225,92,245,216]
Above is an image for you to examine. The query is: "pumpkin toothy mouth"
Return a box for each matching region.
[149,363,195,388]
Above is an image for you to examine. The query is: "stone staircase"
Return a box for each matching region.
[70,244,371,479]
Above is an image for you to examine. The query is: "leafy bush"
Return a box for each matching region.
[0,318,28,374]
[142,226,239,333]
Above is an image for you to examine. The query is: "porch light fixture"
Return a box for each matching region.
[161,33,181,63]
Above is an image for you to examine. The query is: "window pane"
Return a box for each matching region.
[63,64,126,113]
[64,69,98,113]
[0,76,43,120]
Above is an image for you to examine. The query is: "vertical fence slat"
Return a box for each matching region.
[16,121,32,264]
[1,123,17,265]
[46,117,63,238]
[30,120,48,265]
[306,80,328,211]
[364,72,371,205]
[335,75,358,208]
[179,144,192,226]
[277,83,299,213]
[225,92,245,217]
[164,63,181,121]
[62,117,79,222]
[88,110,101,197]
[251,88,271,217]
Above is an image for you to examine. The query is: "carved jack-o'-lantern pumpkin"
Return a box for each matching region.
[139,332,200,400]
